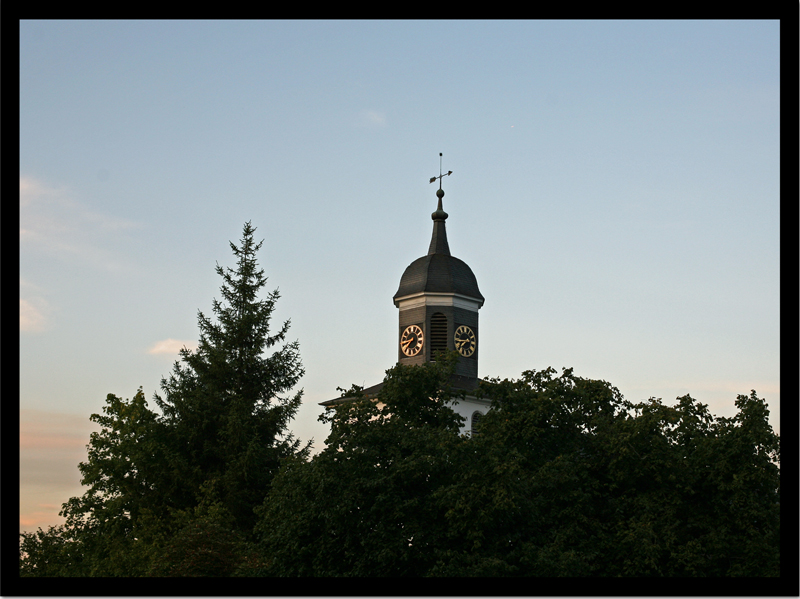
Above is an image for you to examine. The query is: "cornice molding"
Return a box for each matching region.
[394,291,484,311]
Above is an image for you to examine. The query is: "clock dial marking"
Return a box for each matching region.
[400,325,424,357]
[454,325,476,357]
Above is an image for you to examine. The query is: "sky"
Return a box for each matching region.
[19,20,780,533]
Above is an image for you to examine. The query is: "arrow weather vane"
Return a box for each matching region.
[429,152,452,190]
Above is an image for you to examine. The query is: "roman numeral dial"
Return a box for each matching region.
[454,325,476,357]
[400,325,424,357]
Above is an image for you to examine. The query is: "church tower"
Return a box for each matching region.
[393,159,484,388]
[321,155,490,435]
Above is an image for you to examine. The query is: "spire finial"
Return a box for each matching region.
[429,152,452,220]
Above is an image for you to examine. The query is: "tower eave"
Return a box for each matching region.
[393,291,485,310]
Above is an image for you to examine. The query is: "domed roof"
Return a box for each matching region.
[393,186,483,304]
[393,252,484,303]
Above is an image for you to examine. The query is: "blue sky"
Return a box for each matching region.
[19,20,780,531]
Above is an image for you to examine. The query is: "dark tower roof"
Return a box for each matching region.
[393,188,484,304]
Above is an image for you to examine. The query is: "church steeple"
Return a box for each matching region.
[428,188,451,256]
[321,156,490,431]
[393,155,483,381]
[428,152,452,256]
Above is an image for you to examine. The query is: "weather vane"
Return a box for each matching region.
[429,152,452,190]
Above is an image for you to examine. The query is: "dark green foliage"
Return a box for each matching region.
[52,389,171,576]
[256,354,465,576]
[256,365,780,577]
[18,525,88,578]
[20,222,306,577]
[153,221,307,535]
[147,517,246,577]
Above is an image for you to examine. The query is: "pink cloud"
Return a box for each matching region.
[148,338,197,355]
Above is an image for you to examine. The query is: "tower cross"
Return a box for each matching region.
[429,152,453,190]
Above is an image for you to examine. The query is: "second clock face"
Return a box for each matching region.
[454,325,476,357]
[400,325,424,357]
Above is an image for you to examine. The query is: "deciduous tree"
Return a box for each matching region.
[256,364,780,577]
[256,354,465,576]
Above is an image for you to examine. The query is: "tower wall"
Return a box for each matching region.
[397,296,479,378]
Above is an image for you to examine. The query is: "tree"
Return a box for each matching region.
[37,388,172,576]
[153,220,307,535]
[21,222,307,576]
[19,525,89,578]
[434,369,781,577]
[255,364,780,577]
[255,353,466,576]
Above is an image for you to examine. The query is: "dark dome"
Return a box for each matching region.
[393,253,484,303]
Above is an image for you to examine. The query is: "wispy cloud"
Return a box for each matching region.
[359,109,387,127]
[148,338,198,355]
[20,410,97,451]
[20,176,140,272]
[20,409,101,531]
[20,298,48,332]
[20,510,60,531]
[19,176,62,205]
[20,278,52,333]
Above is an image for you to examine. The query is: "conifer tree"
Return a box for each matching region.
[22,222,306,576]
[153,220,307,534]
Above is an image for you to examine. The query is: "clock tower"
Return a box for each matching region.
[393,169,484,386]
[321,156,490,435]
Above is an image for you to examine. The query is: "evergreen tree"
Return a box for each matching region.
[154,220,307,535]
[21,222,307,576]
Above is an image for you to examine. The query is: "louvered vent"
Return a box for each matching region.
[430,312,448,359]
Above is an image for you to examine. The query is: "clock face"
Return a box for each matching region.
[400,325,424,357]
[454,325,476,357]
